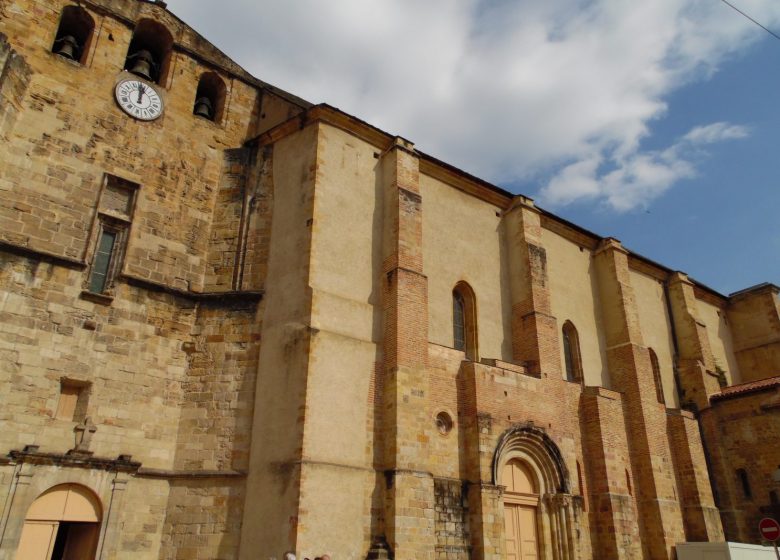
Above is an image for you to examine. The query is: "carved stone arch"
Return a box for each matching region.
[492,423,570,494]
[492,424,580,560]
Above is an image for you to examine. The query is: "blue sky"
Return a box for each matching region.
[166,0,779,295]
[533,35,780,294]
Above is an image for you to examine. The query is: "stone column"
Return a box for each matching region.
[0,463,33,557]
[579,386,642,560]
[666,272,721,411]
[97,473,129,560]
[379,137,434,560]
[504,197,562,378]
[594,238,686,559]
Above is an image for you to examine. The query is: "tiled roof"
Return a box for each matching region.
[710,376,780,402]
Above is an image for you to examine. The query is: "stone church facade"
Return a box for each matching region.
[0,1,778,559]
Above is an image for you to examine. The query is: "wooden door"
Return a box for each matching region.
[15,521,58,560]
[503,504,538,560]
[502,460,540,560]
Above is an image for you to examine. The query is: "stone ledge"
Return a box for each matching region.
[136,468,246,479]
[0,239,86,269]
[5,446,141,473]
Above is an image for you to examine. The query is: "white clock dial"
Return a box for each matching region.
[115,78,164,121]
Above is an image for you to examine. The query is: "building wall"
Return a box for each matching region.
[0,1,303,559]
[630,268,679,407]
[705,386,780,542]
[543,228,608,387]
[1,1,779,559]
[696,297,740,385]
[422,174,511,362]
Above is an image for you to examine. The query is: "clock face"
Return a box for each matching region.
[115,78,164,121]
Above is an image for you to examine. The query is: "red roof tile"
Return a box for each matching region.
[710,376,780,402]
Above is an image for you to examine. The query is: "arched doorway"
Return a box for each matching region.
[493,424,579,560]
[16,484,102,560]
[502,459,539,560]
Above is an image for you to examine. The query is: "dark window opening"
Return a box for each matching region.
[737,468,752,500]
[562,321,583,383]
[770,490,779,505]
[124,19,173,85]
[452,282,478,360]
[193,72,227,122]
[51,6,95,65]
[89,230,116,293]
[649,348,665,404]
[453,291,465,351]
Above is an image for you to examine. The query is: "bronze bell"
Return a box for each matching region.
[127,49,156,81]
[193,96,213,119]
[53,35,80,61]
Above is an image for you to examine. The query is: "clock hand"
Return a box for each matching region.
[137,83,144,104]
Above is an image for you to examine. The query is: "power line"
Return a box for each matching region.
[719,0,780,43]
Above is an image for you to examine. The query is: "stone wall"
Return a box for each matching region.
[434,478,470,560]
[704,381,780,543]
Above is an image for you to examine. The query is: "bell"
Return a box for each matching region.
[193,96,214,119]
[53,35,80,60]
[127,49,156,81]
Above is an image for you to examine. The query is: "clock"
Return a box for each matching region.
[115,77,164,121]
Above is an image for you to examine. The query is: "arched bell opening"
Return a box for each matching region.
[51,5,95,65]
[193,72,226,123]
[123,19,173,85]
[16,483,103,560]
[494,425,577,560]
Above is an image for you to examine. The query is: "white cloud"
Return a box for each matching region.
[541,121,750,211]
[164,0,777,210]
[683,122,751,144]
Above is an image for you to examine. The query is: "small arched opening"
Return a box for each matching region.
[193,72,227,122]
[736,468,752,500]
[123,19,173,85]
[16,483,102,560]
[452,281,478,361]
[562,320,583,383]
[51,5,95,65]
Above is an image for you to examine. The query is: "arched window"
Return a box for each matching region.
[562,321,582,383]
[193,72,227,122]
[648,348,665,404]
[452,282,478,361]
[51,5,95,65]
[736,469,752,500]
[123,19,173,86]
